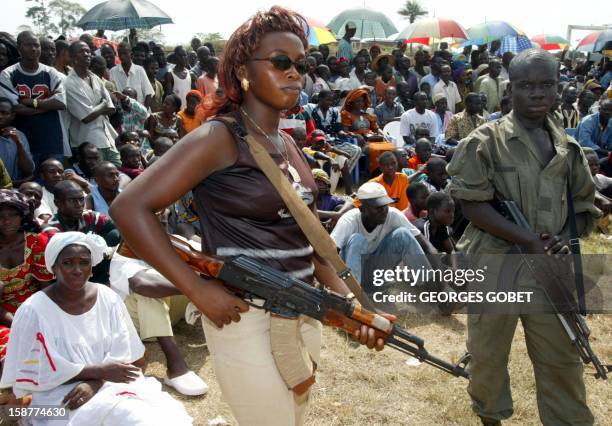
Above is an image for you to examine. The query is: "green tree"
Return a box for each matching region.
[110,28,166,45]
[26,0,86,36]
[397,0,428,23]
[25,0,57,35]
[49,0,86,36]
[191,32,225,54]
[194,32,224,43]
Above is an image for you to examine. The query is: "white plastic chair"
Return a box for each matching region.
[382,121,403,148]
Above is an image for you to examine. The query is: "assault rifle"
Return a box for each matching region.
[118,236,470,379]
[496,200,611,380]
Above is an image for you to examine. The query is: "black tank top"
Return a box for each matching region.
[193,114,318,284]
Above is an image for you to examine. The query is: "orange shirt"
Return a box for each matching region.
[370,172,410,211]
[407,156,425,170]
[178,109,204,134]
[375,77,397,103]
[340,110,379,134]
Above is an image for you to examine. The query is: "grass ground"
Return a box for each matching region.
[142,235,612,426]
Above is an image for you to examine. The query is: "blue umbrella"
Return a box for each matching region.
[498,35,534,54]
[77,0,173,31]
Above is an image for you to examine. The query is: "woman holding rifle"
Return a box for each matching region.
[110,7,386,425]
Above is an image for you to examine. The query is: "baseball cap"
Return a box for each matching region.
[309,129,326,144]
[346,21,357,30]
[356,182,394,207]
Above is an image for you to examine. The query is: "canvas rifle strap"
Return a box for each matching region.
[215,116,375,311]
[566,167,586,315]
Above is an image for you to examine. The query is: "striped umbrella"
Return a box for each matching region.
[530,34,569,51]
[305,18,336,46]
[466,21,525,45]
[395,18,468,42]
[77,0,173,31]
[576,30,612,53]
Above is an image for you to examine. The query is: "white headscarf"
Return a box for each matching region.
[45,232,109,271]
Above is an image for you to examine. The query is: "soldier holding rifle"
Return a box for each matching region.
[447,49,600,425]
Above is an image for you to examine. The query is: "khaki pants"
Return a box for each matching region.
[201,306,322,426]
[124,293,190,340]
[467,313,594,425]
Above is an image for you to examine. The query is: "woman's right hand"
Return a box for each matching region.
[63,380,102,410]
[97,361,141,383]
[193,278,250,328]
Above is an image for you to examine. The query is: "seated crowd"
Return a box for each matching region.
[0,26,611,424]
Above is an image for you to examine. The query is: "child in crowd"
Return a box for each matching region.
[414,191,455,254]
[420,82,433,108]
[489,96,513,121]
[312,168,352,231]
[304,130,352,194]
[116,130,142,150]
[403,182,429,223]
[408,138,432,170]
[293,127,318,168]
[364,71,378,108]
[147,137,174,165]
[0,97,34,185]
[423,157,449,192]
[178,90,204,137]
[368,151,409,210]
[119,144,145,179]
[115,87,149,135]
[196,56,219,101]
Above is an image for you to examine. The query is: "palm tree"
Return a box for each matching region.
[398,0,428,23]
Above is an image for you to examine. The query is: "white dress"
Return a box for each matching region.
[0,285,192,426]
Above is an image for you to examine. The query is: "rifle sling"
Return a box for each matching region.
[566,166,586,315]
[215,116,375,311]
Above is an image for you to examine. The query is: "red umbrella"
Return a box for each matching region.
[403,37,430,45]
[530,34,569,51]
[396,18,468,42]
[576,30,612,52]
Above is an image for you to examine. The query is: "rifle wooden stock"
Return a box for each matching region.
[322,310,389,342]
[117,235,225,279]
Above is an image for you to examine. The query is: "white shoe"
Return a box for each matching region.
[164,371,208,396]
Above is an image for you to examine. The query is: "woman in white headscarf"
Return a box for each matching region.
[0,232,192,425]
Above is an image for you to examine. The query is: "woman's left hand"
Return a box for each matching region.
[62,380,102,410]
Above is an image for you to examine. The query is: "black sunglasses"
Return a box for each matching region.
[250,55,307,75]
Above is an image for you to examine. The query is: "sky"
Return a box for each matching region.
[4,0,610,47]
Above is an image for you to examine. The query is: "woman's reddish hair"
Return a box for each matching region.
[211,6,309,116]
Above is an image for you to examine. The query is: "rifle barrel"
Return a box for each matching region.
[386,335,469,378]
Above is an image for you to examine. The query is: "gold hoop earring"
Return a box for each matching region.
[241,78,250,92]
